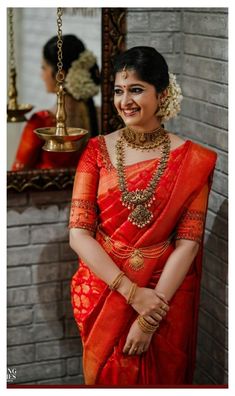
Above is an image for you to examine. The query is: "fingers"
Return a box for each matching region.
[152,293,169,313]
[144,314,161,325]
[123,343,131,354]
[123,343,146,355]
[154,292,170,314]
[142,303,169,318]
[155,291,169,306]
[157,307,167,317]
[132,287,170,317]
[136,346,146,355]
[129,345,145,355]
[128,345,138,355]
[161,303,170,313]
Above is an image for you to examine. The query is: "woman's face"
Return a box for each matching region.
[41,59,57,93]
[114,69,161,130]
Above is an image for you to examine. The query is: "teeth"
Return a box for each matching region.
[123,109,139,115]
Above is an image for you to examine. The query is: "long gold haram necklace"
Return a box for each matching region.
[116,128,171,228]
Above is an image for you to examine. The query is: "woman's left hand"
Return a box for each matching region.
[123,319,153,355]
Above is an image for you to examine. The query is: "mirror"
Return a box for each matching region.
[7,8,126,191]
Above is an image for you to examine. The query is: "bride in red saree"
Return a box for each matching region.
[69,46,217,386]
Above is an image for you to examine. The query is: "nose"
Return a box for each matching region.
[121,91,133,107]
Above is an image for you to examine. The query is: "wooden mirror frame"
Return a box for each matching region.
[7,8,126,193]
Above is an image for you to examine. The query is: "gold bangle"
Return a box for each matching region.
[137,315,160,334]
[142,316,159,327]
[126,282,138,304]
[137,319,158,334]
[109,271,125,290]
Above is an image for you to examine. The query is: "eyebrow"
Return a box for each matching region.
[114,83,146,88]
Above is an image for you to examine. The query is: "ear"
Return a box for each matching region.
[160,88,168,101]
[156,89,168,107]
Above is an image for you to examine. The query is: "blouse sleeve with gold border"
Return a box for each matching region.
[175,181,209,244]
[69,138,99,233]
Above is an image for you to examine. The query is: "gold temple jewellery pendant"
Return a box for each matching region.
[129,250,144,271]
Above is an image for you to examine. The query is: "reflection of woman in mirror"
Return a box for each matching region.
[69,46,217,385]
[12,35,100,170]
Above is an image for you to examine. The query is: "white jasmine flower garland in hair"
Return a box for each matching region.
[65,50,99,100]
[156,73,183,122]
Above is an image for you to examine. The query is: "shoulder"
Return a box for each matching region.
[92,130,121,149]
[102,130,120,141]
[168,132,217,176]
[20,110,54,140]
[168,132,185,146]
[95,130,120,145]
[186,140,218,180]
[190,140,217,162]
[76,136,99,171]
[27,110,54,125]
[168,132,217,162]
[81,135,101,158]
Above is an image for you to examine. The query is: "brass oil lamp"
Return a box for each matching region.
[34,8,88,152]
[7,8,33,122]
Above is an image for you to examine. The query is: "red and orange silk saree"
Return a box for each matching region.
[69,134,217,385]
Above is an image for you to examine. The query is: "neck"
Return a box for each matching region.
[127,124,162,134]
[126,120,162,134]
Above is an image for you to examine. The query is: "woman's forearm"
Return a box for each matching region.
[155,240,200,301]
[69,228,132,299]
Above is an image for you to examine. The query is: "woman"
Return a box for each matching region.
[12,35,100,170]
[69,46,217,385]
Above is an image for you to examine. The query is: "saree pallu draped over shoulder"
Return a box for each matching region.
[69,135,217,386]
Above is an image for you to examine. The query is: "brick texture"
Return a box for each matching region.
[127,7,228,385]
[7,191,83,384]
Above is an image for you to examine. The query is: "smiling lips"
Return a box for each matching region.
[122,108,140,117]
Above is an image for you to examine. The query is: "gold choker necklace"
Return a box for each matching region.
[123,126,167,151]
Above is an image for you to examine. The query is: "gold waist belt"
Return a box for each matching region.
[97,225,175,271]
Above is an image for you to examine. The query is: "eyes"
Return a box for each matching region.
[114,87,144,95]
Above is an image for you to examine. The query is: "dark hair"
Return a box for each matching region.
[43,34,100,136]
[43,34,100,85]
[113,46,169,93]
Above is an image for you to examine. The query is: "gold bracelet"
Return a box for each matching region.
[126,282,138,304]
[137,315,160,334]
[109,271,125,290]
[137,317,159,333]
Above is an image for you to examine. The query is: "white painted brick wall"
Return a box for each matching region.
[7,190,83,384]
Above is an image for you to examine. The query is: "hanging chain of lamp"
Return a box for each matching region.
[34,7,88,152]
[7,8,33,122]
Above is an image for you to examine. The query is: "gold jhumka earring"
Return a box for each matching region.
[34,8,88,152]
